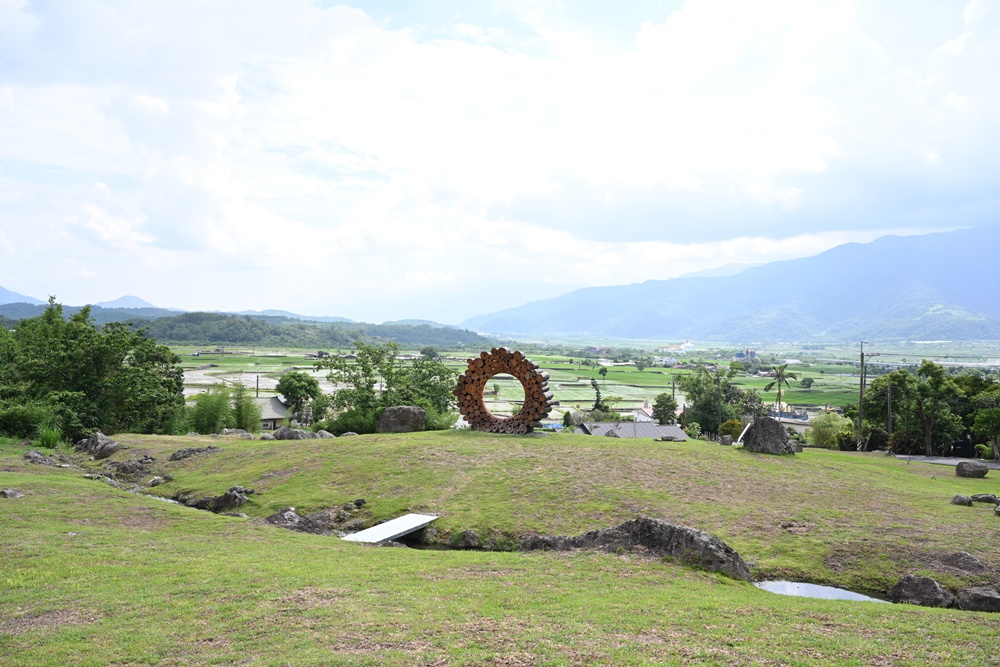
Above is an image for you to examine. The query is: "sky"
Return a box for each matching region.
[0,0,997,324]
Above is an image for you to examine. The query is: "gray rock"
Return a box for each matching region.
[353,498,366,508]
[971,494,998,504]
[74,432,122,460]
[265,507,329,535]
[24,449,57,466]
[376,406,427,433]
[940,551,986,573]
[213,487,250,512]
[454,530,481,549]
[741,417,795,455]
[147,476,165,487]
[340,432,359,437]
[219,428,253,439]
[316,430,336,439]
[259,433,275,441]
[951,495,974,506]
[223,512,249,519]
[273,426,312,440]
[888,575,955,608]
[168,446,221,461]
[956,461,989,478]
[719,435,733,446]
[996,505,1000,517]
[957,587,1000,612]
[343,519,366,531]
[1,488,24,499]
[520,517,752,581]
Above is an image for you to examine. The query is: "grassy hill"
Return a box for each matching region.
[3,432,999,665]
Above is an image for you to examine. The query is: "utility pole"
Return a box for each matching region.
[671,374,676,400]
[887,377,892,438]
[716,373,722,441]
[857,342,880,449]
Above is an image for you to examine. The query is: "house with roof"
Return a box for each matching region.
[255,395,290,431]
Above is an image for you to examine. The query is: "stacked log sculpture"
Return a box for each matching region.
[455,348,557,434]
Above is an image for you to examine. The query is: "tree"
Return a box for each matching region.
[0,299,184,440]
[912,361,964,456]
[807,412,853,449]
[972,408,1000,460]
[598,366,609,382]
[230,382,262,433]
[799,377,815,392]
[764,364,798,416]
[189,386,231,435]
[315,341,457,433]
[275,371,322,422]
[676,365,743,436]
[420,346,440,360]
[652,393,678,424]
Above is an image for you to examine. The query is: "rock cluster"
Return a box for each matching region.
[168,446,221,461]
[23,449,57,466]
[272,426,330,440]
[889,574,1000,612]
[305,499,367,532]
[74,432,123,460]
[175,486,254,512]
[520,517,752,581]
[265,507,329,535]
[1,488,24,499]
[741,418,795,455]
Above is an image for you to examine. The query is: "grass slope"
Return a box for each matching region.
[3,434,1000,666]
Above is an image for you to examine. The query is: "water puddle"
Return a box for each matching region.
[755,581,888,603]
[127,490,181,505]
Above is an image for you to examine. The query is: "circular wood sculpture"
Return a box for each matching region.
[455,348,556,434]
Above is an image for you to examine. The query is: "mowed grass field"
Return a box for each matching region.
[3,432,1000,666]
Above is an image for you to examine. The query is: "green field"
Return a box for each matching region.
[3,432,999,665]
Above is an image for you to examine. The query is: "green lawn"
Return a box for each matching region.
[3,433,1000,666]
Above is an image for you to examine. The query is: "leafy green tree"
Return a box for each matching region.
[764,364,798,415]
[677,365,744,435]
[807,412,854,449]
[973,408,1000,460]
[652,393,678,424]
[315,341,457,433]
[598,366,608,382]
[0,299,184,440]
[420,346,439,359]
[275,371,322,421]
[912,361,964,456]
[799,377,814,392]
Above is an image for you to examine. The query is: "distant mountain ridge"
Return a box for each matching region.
[0,286,45,306]
[460,227,1000,342]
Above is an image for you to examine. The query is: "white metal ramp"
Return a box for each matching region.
[340,513,438,545]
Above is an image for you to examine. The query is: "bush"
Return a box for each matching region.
[684,422,702,438]
[719,419,744,440]
[0,402,56,439]
[188,386,231,435]
[974,443,995,460]
[317,408,380,436]
[807,412,854,449]
[230,384,262,433]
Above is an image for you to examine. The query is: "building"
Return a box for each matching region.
[255,396,290,431]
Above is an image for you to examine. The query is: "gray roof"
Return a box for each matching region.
[255,396,289,420]
[575,422,688,440]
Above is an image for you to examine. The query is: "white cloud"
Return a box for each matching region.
[0,1,997,322]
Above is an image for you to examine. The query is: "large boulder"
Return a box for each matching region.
[520,517,752,581]
[741,417,795,455]
[168,446,221,461]
[453,530,482,549]
[956,587,1000,612]
[377,406,427,433]
[951,495,974,507]
[265,507,329,535]
[888,575,954,608]
[273,426,317,440]
[316,430,337,439]
[219,428,253,440]
[719,435,733,446]
[940,551,986,574]
[74,432,122,460]
[956,461,989,478]
[971,494,998,504]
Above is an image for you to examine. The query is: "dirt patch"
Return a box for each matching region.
[781,521,814,534]
[329,635,433,655]
[0,608,99,636]
[276,587,351,609]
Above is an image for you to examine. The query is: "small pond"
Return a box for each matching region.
[755,581,888,603]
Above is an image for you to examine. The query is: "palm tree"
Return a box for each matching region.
[764,364,798,418]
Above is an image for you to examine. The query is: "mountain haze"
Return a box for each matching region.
[460,227,1000,342]
[0,286,44,306]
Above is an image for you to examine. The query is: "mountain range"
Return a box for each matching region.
[460,227,1000,343]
